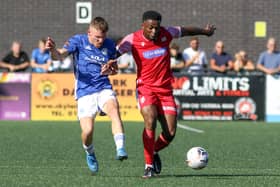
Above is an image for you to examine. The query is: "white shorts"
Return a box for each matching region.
[77,89,116,119]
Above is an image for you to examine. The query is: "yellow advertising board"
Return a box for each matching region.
[31,73,142,121]
[108,74,142,121]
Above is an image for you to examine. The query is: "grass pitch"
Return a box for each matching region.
[0,120,280,187]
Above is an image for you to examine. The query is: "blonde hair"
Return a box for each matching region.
[90,17,109,33]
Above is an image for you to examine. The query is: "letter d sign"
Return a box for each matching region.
[76,2,92,24]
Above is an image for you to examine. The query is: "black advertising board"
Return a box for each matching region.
[172,73,265,121]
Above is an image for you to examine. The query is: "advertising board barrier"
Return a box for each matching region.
[266,75,280,122]
[172,73,265,121]
[31,73,142,121]
[0,73,31,120]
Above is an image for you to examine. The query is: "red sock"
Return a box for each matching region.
[142,128,155,165]
[155,133,170,152]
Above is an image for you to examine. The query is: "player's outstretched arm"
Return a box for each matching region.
[181,24,216,37]
[46,37,69,61]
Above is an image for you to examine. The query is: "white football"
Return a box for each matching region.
[186,147,208,169]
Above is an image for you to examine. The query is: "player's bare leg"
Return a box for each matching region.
[103,98,128,160]
[80,117,94,146]
[80,117,98,174]
[141,105,158,178]
[156,113,177,150]
[152,113,177,174]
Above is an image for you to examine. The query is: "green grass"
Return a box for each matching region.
[0,121,280,187]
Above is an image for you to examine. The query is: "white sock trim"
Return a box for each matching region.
[83,144,94,155]
[114,133,125,150]
[145,164,153,169]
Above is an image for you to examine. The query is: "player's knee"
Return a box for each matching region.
[82,129,92,137]
[81,124,93,136]
[142,113,157,130]
[141,109,157,129]
[103,99,119,115]
[163,130,176,142]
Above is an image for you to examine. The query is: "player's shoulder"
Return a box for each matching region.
[161,26,175,32]
[69,33,87,42]
[104,38,115,46]
[103,38,116,50]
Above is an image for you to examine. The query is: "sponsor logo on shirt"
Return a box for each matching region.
[143,47,167,59]
[84,55,105,64]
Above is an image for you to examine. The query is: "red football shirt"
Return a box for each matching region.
[118,26,181,91]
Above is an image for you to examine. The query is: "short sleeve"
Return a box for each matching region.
[117,34,133,55]
[165,26,182,38]
[211,53,216,60]
[182,50,190,61]
[2,53,11,62]
[63,35,80,54]
[257,53,265,65]
[227,54,233,61]
[31,49,37,61]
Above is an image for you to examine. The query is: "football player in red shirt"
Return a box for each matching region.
[102,10,215,178]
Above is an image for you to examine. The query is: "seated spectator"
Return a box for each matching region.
[210,40,233,74]
[182,37,207,74]
[49,56,73,72]
[0,41,30,72]
[170,43,184,73]
[30,38,52,73]
[257,37,280,75]
[233,50,255,73]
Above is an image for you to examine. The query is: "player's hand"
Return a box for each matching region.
[101,59,118,75]
[204,24,216,36]
[46,37,56,50]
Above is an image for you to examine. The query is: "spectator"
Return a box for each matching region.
[233,50,255,73]
[49,56,73,72]
[182,37,207,74]
[0,41,30,72]
[169,43,184,73]
[210,40,233,74]
[116,38,136,73]
[257,37,280,75]
[30,38,52,73]
[117,52,136,73]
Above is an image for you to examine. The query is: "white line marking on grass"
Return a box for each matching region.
[178,123,204,133]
